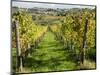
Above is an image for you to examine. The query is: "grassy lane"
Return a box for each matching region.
[24,31,78,73]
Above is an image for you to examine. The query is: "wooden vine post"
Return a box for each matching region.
[13,20,23,72]
[81,18,88,65]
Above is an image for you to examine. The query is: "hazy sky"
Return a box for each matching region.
[12,1,95,9]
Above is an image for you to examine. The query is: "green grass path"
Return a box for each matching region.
[24,31,77,72]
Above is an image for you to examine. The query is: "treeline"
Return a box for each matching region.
[50,8,96,65]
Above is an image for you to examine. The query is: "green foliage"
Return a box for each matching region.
[12,11,48,55]
[50,8,96,61]
[86,48,96,61]
[12,8,96,73]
